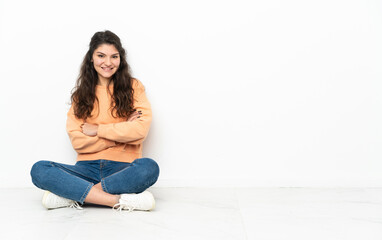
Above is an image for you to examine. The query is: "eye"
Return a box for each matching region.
[112,55,119,59]
[98,54,104,58]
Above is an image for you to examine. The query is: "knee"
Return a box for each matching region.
[30,160,51,187]
[135,158,160,181]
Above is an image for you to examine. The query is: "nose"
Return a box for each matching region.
[104,57,111,66]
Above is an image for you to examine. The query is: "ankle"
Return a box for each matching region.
[110,195,121,207]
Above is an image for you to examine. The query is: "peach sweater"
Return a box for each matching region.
[66,79,152,163]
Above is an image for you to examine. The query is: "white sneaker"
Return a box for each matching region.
[42,191,83,210]
[113,191,155,212]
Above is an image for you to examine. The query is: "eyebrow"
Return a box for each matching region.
[96,52,120,56]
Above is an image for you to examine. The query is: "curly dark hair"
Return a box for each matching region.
[70,30,135,120]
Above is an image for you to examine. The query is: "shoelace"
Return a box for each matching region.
[69,201,83,210]
[112,203,135,212]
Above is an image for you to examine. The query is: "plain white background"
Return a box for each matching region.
[0,0,381,188]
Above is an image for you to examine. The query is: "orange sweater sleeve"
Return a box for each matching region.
[97,80,152,144]
[66,105,117,154]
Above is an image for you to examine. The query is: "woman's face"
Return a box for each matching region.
[92,44,120,84]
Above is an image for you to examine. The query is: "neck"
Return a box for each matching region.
[98,78,111,86]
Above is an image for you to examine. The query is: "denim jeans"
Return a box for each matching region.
[30,158,160,204]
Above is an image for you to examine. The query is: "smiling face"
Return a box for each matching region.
[92,44,120,85]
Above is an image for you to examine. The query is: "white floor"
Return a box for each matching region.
[1,188,382,240]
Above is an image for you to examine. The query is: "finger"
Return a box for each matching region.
[128,117,138,122]
[128,115,138,121]
[130,112,140,119]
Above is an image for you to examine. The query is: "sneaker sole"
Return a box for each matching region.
[147,191,155,211]
[42,190,51,209]
[138,191,155,211]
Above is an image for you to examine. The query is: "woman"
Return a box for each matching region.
[30,30,159,211]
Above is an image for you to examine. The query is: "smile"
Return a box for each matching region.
[101,67,114,72]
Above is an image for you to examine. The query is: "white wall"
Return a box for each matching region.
[0,0,381,188]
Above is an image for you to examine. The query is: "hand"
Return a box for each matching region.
[81,123,99,136]
[127,110,142,122]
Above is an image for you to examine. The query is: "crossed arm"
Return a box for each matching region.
[66,80,152,154]
[81,111,141,136]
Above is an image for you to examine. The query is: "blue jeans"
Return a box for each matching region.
[30,158,160,204]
